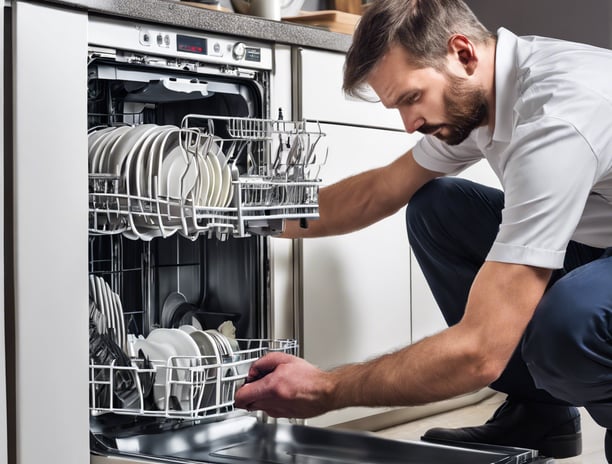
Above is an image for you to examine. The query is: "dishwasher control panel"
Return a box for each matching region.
[89,16,273,70]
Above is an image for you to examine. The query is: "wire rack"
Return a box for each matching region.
[90,338,298,420]
[88,115,327,240]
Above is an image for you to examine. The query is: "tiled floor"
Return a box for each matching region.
[376,393,607,463]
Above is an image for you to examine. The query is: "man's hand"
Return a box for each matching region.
[234,352,335,418]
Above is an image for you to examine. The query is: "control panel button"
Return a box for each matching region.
[139,30,152,46]
[232,42,246,61]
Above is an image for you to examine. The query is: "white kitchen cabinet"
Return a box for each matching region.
[9,2,90,463]
[294,48,422,427]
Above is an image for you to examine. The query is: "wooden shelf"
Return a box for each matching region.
[282,10,360,35]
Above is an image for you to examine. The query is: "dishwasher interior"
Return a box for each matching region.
[87,15,316,455]
[86,15,548,464]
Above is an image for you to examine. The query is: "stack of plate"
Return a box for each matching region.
[130,326,240,413]
[89,275,127,354]
[88,125,235,240]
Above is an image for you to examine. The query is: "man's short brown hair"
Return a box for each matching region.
[343,0,494,99]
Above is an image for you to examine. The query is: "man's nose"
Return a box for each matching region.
[401,112,425,133]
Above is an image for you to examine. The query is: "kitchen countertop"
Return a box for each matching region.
[41,0,354,52]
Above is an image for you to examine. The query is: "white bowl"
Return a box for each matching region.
[231,0,305,18]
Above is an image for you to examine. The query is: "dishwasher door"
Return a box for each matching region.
[90,414,548,464]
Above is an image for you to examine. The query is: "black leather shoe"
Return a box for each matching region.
[605,429,611,463]
[421,397,582,459]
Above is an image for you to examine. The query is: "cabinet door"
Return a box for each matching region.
[12,3,89,463]
[300,124,419,427]
[296,47,421,427]
[297,48,404,130]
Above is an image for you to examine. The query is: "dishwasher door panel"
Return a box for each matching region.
[91,415,541,464]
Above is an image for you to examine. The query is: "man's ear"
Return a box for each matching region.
[447,34,478,76]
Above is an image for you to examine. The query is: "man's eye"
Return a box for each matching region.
[408,93,420,104]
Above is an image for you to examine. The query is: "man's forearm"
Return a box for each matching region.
[328,262,552,410]
[328,324,494,409]
[282,150,439,238]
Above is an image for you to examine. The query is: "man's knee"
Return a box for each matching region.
[523,269,612,404]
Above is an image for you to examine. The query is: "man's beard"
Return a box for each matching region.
[419,75,488,146]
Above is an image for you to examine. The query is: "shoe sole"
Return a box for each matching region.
[422,432,582,459]
[538,431,582,459]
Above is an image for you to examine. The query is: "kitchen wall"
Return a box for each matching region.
[465,0,612,48]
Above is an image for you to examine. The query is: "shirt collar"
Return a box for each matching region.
[490,27,520,144]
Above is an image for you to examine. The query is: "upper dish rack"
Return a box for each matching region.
[88,115,327,240]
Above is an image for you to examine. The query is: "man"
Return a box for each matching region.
[234,0,612,460]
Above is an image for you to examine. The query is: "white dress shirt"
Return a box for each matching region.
[413,28,612,269]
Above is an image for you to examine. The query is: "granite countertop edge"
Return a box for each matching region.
[40,0,354,53]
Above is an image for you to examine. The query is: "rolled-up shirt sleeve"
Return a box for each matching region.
[487,117,598,268]
[413,134,484,175]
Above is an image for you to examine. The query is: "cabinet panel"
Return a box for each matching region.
[301,124,420,427]
[297,48,404,130]
[12,3,90,463]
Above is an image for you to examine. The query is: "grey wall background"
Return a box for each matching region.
[464,0,612,48]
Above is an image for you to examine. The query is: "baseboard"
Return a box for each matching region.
[318,388,497,432]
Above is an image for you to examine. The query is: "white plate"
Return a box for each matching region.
[203,155,217,207]
[160,145,199,200]
[206,150,223,207]
[132,337,177,411]
[103,124,158,177]
[188,329,220,410]
[135,126,175,199]
[101,279,118,346]
[219,163,233,207]
[130,125,166,194]
[89,275,108,335]
[147,328,201,411]
[88,127,115,172]
[204,329,240,403]
[113,293,127,353]
[148,128,180,198]
[178,324,198,334]
[88,126,113,149]
[93,126,132,174]
[196,153,211,206]
[142,126,180,198]
[93,277,110,336]
[205,329,234,357]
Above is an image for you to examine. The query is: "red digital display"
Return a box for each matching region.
[177,34,207,55]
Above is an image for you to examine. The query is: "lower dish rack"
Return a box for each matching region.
[90,337,298,420]
[88,115,327,240]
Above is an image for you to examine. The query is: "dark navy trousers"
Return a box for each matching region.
[406,177,612,428]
